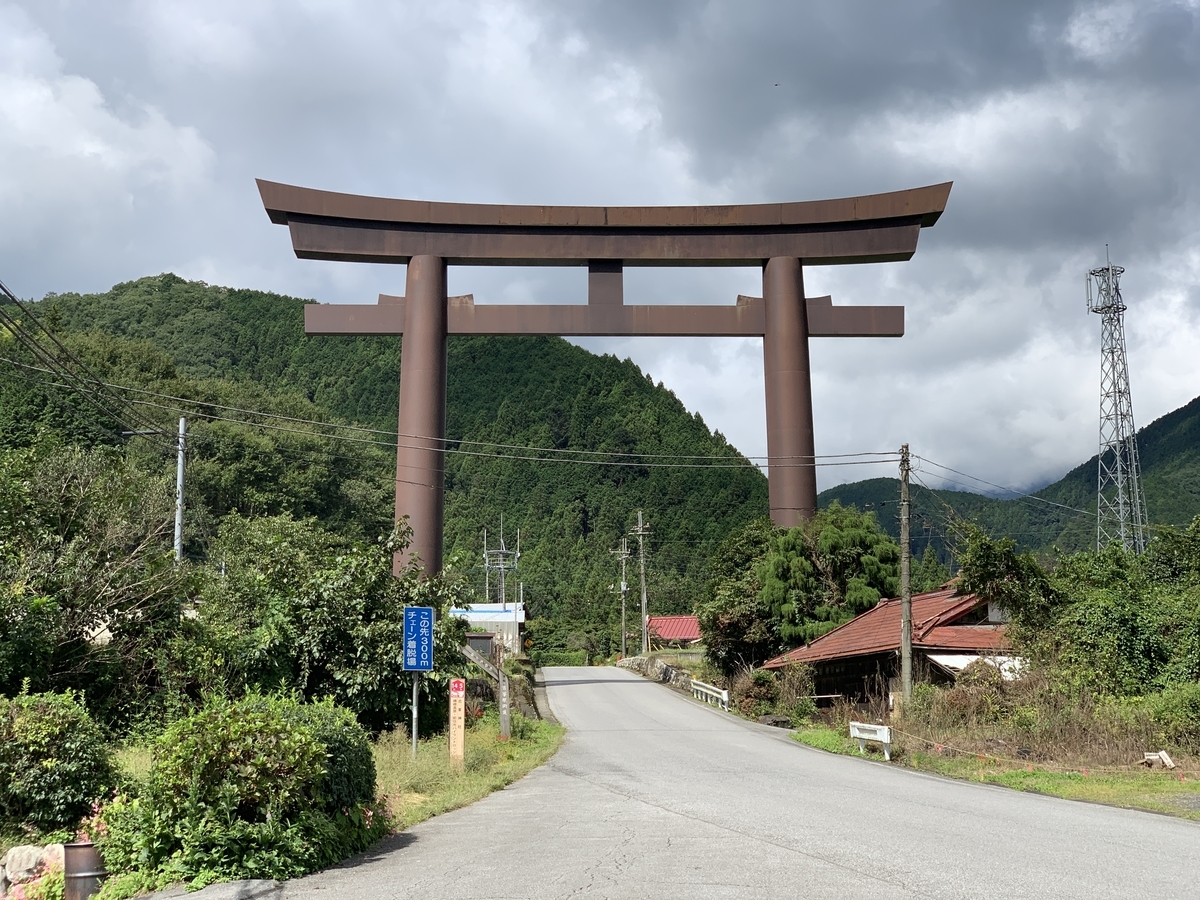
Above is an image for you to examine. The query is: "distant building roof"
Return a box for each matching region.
[762,588,1008,669]
[450,603,526,624]
[648,614,702,643]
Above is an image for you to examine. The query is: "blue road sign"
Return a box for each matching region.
[403,606,435,672]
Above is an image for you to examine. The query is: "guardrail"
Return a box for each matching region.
[691,679,730,712]
[849,721,892,761]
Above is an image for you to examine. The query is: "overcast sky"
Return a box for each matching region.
[3,1,1198,494]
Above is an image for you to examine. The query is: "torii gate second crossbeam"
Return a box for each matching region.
[258,179,952,574]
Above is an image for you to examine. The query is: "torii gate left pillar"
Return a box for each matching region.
[257,179,951,574]
[395,255,447,573]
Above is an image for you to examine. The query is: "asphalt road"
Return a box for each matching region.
[283,666,1199,899]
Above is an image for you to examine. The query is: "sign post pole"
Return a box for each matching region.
[449,678,466,770]
[411,673,419,759]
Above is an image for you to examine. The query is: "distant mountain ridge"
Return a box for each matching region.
[820,394,1200,557]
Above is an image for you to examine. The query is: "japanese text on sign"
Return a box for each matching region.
[403,606,435,672]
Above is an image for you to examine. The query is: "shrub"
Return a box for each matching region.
[1149,682,1200,753]
[774,664,818,724]
[732,668,779,719]
[0,689,115,831]
[98,694,386,888]
[283,700,376,814]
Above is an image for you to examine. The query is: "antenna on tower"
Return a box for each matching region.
[1087,250,1148,553]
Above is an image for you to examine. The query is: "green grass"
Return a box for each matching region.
[374,713,564,829]
[793,725,873,757]
[906,751,1200,818]
[791,724,1200,819]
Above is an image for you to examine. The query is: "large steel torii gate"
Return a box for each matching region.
[258,179,951,574]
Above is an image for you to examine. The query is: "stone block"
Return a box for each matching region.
[3,845,46,883]
[42,844,65,872]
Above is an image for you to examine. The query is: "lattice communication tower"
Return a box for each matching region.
[1087,256,1147,553]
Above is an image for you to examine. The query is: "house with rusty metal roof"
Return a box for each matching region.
[761,587,1014,702]
[648,614,702,648]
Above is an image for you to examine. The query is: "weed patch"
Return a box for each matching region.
[374,713,563,830]
[792,724,860,756]
[791,720,1200,821]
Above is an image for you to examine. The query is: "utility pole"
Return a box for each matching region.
[630,511,650,655]
[611,538,631,658]
[174,416,186,564]
[899,443,912,706]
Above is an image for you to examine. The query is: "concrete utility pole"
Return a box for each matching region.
[611,538,631,657]
[899,444,912,705]
[630,512,650,655]
[174,416,186,564]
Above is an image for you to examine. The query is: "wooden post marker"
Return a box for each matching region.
[449,677,466,769]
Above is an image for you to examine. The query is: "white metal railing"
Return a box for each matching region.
[691,679,729,712]
[849,721,892,761]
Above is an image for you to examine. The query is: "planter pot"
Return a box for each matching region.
[63,842,107,900]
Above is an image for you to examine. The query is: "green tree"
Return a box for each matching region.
[202,515,470,733]
[956,524,1057,629]
[757,502,900,643]
[695,519,779,675]
[0,443,188,726]
[912,544,950,592]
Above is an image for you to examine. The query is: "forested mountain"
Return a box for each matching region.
[12,272,1196,640]
[819,394,1200,559]
[10,274,768,640]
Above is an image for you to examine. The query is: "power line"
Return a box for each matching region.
[914,455,1094,518]
[2,355,899,472]
[0,281,175,447]
[0,325,176,454]
[1,355,895,463]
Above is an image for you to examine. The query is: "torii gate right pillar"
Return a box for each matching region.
[763,256,817,527]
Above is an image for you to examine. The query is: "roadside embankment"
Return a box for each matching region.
[614,656,693,690]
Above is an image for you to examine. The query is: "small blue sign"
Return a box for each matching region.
[403,606,435,672]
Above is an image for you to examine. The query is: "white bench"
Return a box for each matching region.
[849,721,892,761]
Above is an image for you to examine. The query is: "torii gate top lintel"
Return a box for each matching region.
[256,178,951,266]
[257,178,951,574]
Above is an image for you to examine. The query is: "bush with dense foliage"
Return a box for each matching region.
[727,664,816,725]
[0,444,189,727]
[958,520,1200,698]
[98,695,386,890]
[200,515,470,733]
[0,689,115,831]
[920,520,1200,759]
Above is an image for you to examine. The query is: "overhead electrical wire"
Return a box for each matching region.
[0,281,177,452]
[1,355,898,471]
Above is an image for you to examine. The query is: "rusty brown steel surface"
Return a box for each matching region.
[763,257,818,526]
[394,255,447,576]
[258,178,951,230]
[260,179,950,265]
[262,179,951,571]
[587,260,624,305]
[304,294,903,338]
[283,217,926,266]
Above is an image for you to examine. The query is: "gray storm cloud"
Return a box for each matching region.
[1,0,1197,494]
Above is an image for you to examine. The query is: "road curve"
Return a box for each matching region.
[284,666,1199,899]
